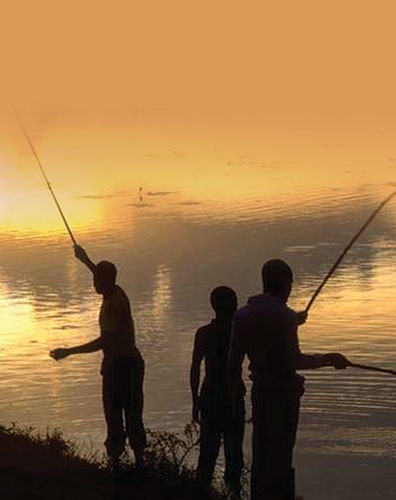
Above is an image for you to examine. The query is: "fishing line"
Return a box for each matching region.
[16,112,77,246]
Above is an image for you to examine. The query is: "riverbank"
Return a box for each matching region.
[0,423,228,500]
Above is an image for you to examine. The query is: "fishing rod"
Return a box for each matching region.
[350,363,396,376]
[305,190,396,312]
[16,113,77,246]
[243,361,396,424]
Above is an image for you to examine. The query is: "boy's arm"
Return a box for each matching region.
[228,315,246,396]
[74,245,97,274]
[289,316,350,369]
[295,350,351,370]
[190,329,205,422]
[50,337,103,360]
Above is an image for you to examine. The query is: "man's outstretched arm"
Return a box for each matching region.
[295,351,351,370]
[289,318,351,370]
[50,337,103,361]
[74,245,96,274]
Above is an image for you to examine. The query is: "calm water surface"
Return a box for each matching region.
[1,139,396,498]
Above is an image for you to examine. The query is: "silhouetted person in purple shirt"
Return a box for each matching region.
[190,286,245,499]
[50,245,146,468]
[229,259,350,500]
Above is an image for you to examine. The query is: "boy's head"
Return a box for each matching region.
[93,260,117,294]
[210,286,237,319]
[261,259,293,302]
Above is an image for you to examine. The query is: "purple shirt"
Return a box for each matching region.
[229,293,324,389]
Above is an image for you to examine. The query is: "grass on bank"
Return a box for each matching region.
[0,422,231,500]
[0,422,305,500]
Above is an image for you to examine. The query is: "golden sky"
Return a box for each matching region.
[1,1,396,234]
[0,0,395,115]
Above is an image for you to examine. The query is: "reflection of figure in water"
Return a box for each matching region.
[50,245,146,467]
[190,286,245,499]
[229,260,350,500]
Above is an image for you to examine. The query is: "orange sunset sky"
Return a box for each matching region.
[0,1,395,235]
[0,1,394,115]
[0,1,396,229]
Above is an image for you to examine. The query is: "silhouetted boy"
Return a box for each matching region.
[229,259,350,500]
[190,286,245,499]
[50,245,146,467]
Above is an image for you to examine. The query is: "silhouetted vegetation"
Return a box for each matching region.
[0,423,233,500]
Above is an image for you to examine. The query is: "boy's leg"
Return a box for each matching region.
[102,369,126,463]
[251,387,300,500]
[197,409,221,487]
[224,398,245,497]
[223,398,245,499]
[250,386,268,500]
[125,355,147,467]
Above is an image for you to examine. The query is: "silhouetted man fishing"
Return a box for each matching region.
[50,245,146,468]
[229,259,350,500]
[190,286,245,499]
